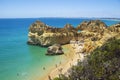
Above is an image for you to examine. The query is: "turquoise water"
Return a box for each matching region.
[0,18,120,80]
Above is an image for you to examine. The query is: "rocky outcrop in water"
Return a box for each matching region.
[46,44,64,55]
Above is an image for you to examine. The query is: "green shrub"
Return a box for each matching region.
[54,38,120,80]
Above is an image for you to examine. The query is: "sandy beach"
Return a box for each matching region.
[39,43,85,80]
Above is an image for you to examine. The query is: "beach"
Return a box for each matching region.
[40,43,85,80]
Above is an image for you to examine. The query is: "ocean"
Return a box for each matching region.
[0,18,119,80]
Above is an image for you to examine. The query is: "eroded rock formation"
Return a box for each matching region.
[108,23,120,32]
[27,20,120,47]
[46,44,64,55]
[76,20,107,32]
[27,20,77,46]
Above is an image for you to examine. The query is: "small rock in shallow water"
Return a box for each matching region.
[46,44,64,55]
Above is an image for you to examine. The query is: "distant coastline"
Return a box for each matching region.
[0,17,120,20]
[100,18,120,22]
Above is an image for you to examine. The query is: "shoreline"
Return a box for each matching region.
[39,43,85,80]
[38,32,118,80]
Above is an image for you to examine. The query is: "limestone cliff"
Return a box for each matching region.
[76,20,107,32]
[27,20,120,47]
[27,20,77,46]
[108,23,120,32]
[76,20,120,53]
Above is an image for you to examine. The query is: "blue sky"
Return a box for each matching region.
[0,0,120,18]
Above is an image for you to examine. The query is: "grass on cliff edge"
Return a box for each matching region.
[54,38,120,80]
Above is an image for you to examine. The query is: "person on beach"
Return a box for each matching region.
[48,75,52,80]
[64,54,67,56]
[72,58,73,61]
[60,68,63,73]
[58,68,63,74]
[43,67,45,70]
[17,73,19,76]
[55,64,57,68]
[59,61,61,65]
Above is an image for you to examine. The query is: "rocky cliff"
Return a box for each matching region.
[27,20,77,46]
[27,20,120,47]
[76,20,107,32]
[108,23,120,32]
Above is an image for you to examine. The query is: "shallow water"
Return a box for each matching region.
[0,18,119,80]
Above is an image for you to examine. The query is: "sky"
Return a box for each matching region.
[0,0,120,18]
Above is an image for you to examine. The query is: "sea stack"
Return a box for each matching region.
[46,44,64,55]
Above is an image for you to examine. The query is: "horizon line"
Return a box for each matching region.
[0,17,120,19]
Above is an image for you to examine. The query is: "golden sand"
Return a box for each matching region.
[39,44,84,80]
[39,35,113,80]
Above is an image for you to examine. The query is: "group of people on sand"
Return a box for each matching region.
[42,61,63,80]
[44,42,84,80]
